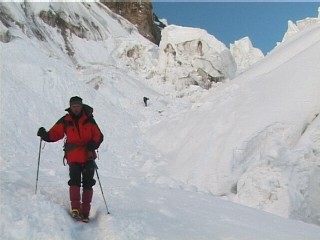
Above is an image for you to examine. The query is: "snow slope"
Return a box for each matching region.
[1,2,320,239]
[146,23,320,224]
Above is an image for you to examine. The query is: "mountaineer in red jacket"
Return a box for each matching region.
[37,96,104,223]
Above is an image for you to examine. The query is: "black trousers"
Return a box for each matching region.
[68,160,96,189]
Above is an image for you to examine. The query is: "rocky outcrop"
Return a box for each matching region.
[0,20,10,43]
[101,0,164,45]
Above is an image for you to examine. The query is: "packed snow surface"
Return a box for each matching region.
[1,2,320,239]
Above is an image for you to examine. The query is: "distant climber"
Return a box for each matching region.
[143,97,149,107]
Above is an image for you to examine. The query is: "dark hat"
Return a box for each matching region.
[69,96,83,106]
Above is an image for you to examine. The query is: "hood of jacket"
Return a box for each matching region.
[65,104,93,118]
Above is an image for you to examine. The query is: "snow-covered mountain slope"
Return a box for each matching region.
[282,16,320,43]
[146,23,320,224]
[1,2,320,239]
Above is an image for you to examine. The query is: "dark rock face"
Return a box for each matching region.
[101,0,164,45]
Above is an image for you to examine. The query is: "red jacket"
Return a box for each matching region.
[45,104,104,164]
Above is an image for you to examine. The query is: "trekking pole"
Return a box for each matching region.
[35,138,43,194]
[94,163,110,214]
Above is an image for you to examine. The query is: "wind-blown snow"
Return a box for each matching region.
[1,2,320,239]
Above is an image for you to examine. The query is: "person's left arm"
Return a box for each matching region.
[87,118,104,150]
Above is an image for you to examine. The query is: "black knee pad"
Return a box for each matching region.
[83,179,96,188]
[68,179,81,186]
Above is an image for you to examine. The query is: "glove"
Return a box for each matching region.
[37,127,49,140]
[86,140,97,151]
